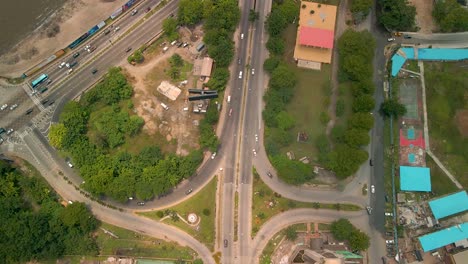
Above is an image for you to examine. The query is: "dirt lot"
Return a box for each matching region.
[408,0,437,33]
[121,27,206,156]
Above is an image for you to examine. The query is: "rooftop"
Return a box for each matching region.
[299,27,334,49]
[293,1,337,64]
[418,222,468,252]
[453,250,468,264]
[429,191,468,220]
[399,166,431,192]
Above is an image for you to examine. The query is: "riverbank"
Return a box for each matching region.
[0,0,127,78]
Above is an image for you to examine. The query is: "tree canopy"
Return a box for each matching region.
[0,161,99,262]
[379,0,416,31]
[433,0,468,32]
[330,218,370,251]
[380,98,407,118]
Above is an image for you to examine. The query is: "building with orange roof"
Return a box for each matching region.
[293,1,337,70]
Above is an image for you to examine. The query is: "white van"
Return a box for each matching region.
[171,40,177,46]
[227,95,231,103]
[163,46,169,53]
[239,71,243,79]
[161,103,169,110]
[241,33,244,40]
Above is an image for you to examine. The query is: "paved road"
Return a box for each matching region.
[400,32,468,47]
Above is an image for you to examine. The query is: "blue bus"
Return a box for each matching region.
[31,73,48,88]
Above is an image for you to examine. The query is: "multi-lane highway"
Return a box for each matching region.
[2,0,468,263]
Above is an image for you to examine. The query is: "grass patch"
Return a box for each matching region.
[259,229,285,264]
[425,62,468,187]
[96,222,195,259]
[252,168,361,237]
[139,177,218,251]
[318,223,331,231]
[279,24,332,161]
[406,60,420,73]
[425,155,459,195]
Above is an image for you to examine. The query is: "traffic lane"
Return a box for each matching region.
[0,86,31,129]
[237,182,253,262]
[48,0,178,110]
[40,1,178,98]
[221,183,235,263]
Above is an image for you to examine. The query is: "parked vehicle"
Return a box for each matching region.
[0,104,7,111]
[9,104,18,110]
[6,128,14,135]
[185,189,193,195]
[211,152,217,159]
[267,172,273,178]
[73,52,80,58]
[131,9,138,16]
[92,68,98,74]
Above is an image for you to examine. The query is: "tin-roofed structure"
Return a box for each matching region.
[429,191,468,220]
[419,223,468,252]
[399,166,431,192]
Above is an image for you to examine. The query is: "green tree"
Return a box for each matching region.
[263,57,281,73]
[326,144,368,178]
[379,0,416,31]
[193,259,204,264]
[271,155,313,185]
[285,226,298,241]
[352,94,375,113]
[433,0,468,32]
[168,66,180,80]
[380,98,407,118]
[206,68,230,91]
[348,112,374,130]
[170,53,184,67]
[349,230,370,251]
[163,17,179,41]
[330,218,354,240]
[336,99,345,117]
[204,0,240,32]
[178,0,204,26]
[203,208,211,216]
[266,9,287,36]
[351,0,372,20]
[344,129,370,147]
[49,123,68,149]
[266,37,285,55]
[60,202,99,234]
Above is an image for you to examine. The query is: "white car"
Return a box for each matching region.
[386,240,395,244]
[387,38,395,42]
[253,149,257,156]
[371,185,375,194]
[58,62,66,69]
[6,128,14,135]
[251,68,255,75]
[366,206,372,215]
[255,134,258,142]
[241,33,244,40]
[114,26,120,32]
[211,152,217,159]
[67,161,74,168]
[385,212,393,216]
[0,104,7,111]
[131,9,138,16]
[9,104,18,110]
[239,71,243,79]
[67,68,73,75]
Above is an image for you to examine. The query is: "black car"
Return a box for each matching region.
[40,87,48,94]
[41,99,49,105]
[48,100,55,106]
[185,188,193,195]
[0,128,5,134]
[104,29,111,35]
[224,239,228,248]
[92,68,98,74]
[267,172,273,178]
[25,108,33,115]
[73,52,80,58]
[369,159,373,166]
[126,47,132,52]
[403,35,412,39]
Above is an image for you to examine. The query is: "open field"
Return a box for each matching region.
[280,24,332,161]
[425,155,459,196]
[140,177,218,251]
[424,62,468,188]
[252,169,361,236]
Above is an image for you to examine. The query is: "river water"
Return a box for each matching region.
[0,0,65,55]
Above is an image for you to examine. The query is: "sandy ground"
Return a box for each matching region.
[122,28,204,156]
[0,0,128,78]
[408,0,437,33]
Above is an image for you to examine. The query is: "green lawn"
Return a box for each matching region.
[425,155,459,196]
[259,229,285,264]
[252,168,361,237]
[424,62,468,188]
[406,60,420,73]
[140,177,218,251]
[279,24,332,161]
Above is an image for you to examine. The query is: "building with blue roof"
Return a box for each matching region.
[400,166,431,192]
[391,48,468,76]
[418,222,468,252]
[429,191,468,220]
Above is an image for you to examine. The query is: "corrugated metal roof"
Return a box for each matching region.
[399,166,431,192]
[419,223,468,252]
[429,191,468,220]
[298,26,334,49]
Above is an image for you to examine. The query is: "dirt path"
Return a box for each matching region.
[0,0,128,78]
[326,0,350,139]
[408,0,437,33]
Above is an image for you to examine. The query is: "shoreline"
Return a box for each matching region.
[0,0,128,78]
